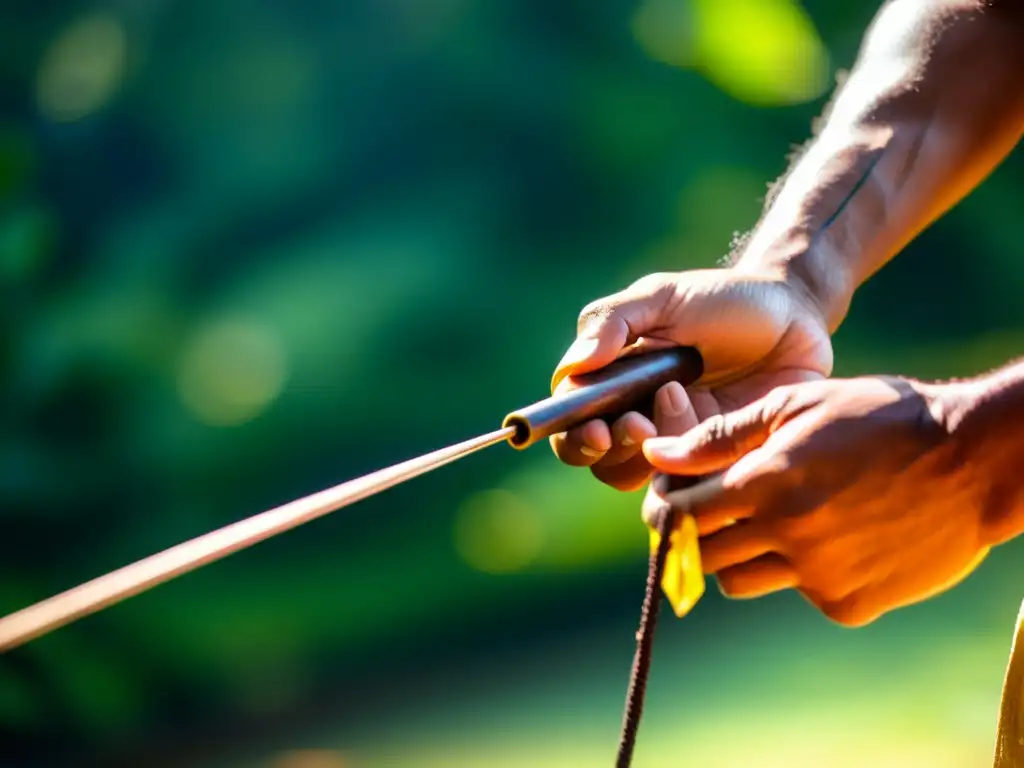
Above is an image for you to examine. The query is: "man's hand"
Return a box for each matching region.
[641,376,994,627]
[549,268,832,491]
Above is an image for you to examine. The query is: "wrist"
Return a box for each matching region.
[925,365,1024,547]
[732,237,855,333]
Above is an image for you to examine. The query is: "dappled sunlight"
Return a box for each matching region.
[36,13,127,122]
[333,611,1011,767]
[177,317,289,427]
[6,0,1024,764]
[634,0,830,106]
[485,459,647,571]
[453,489,545,574]
[631,0,697,71]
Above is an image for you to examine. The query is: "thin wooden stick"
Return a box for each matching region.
[0,427,515,652]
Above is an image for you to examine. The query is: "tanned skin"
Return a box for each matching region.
[548,0,1024,626]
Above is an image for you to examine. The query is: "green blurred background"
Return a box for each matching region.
[2,0,1023,766]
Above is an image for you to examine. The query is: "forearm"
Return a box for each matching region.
[941,359,1024,547]
[734,0,1024,331]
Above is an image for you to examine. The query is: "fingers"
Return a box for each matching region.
[592,452,656,491]
[642,473,735,530]
[547,287,663,472]
[590,413,658,491]
[641,476,670,528]
[604,412,658,465]
[698,519,778,574]
[653,381,699,437]
[548,413,649,466]
[549,420,612,467]
[586,383,702,491]
[593,382,697,470]
[642,389,791,475]
[715,553,798,599]
[692,502,749,538]
[550,411,655,477]
[644,472,793,595]
[551,287,669,392]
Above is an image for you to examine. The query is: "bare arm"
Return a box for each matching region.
[735,0,1024,330]
[547,0,1024,490]
[948,359,1024,547]
[639,356,1024,626]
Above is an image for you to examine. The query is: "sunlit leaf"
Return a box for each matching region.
[692,0,831,105]
[635,0,831,106]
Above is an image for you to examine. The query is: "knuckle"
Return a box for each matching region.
[629,272,674,294]
[762,385,795,418]
[696,413,732,451]
[702,413,729,441]
[577,298,616,331]
[776,510,817,544]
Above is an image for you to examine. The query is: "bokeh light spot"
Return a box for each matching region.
[634,0,830,106]
[178,317,289,427]
[631,0,697,70]
[691,0,830,105]
[454,490,544,574]
[36,13,127,122]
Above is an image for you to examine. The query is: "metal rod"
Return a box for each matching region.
[503,347,703,449]
[0,347,706,652]
[0,426,516,653]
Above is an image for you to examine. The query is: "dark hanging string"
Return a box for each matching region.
[616,506,676,768]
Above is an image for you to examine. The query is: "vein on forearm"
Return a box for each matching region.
[812,148,886,247]
[723,0,1024,329]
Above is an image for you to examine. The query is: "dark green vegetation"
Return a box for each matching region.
[2,1,1022,765]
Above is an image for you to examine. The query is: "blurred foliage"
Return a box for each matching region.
[1,0,1023,766]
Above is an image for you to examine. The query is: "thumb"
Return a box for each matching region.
[550,291,665,393]
[642,396,781,475]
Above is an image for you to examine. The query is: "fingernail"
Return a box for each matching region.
[620,435,636,447]
[663,382,688,417]
[580,445,605,458]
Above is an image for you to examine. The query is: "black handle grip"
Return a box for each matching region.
[502,347,704,450]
